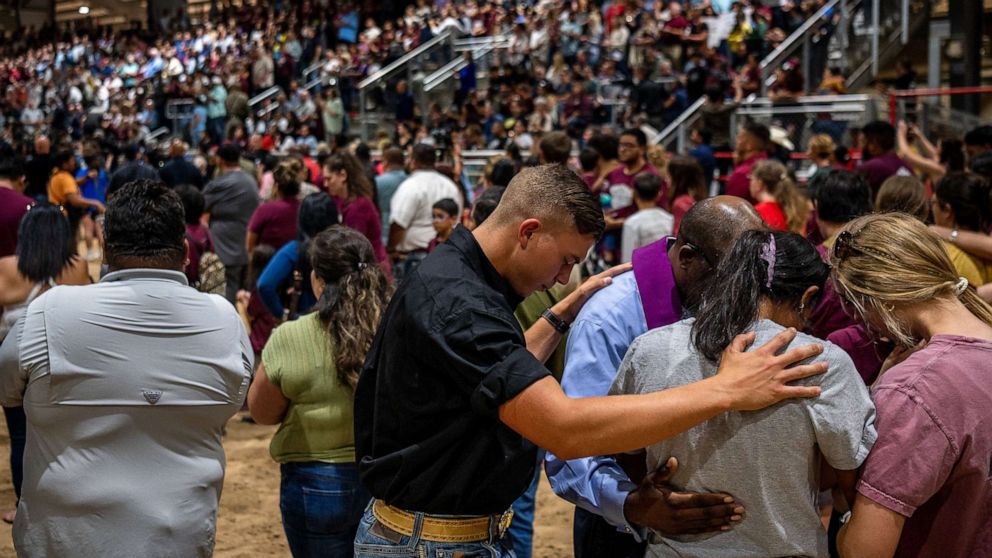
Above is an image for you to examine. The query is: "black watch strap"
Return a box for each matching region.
[542,308,570,334]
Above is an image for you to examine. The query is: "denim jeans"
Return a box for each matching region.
[507,469,540,558]
[280,462,370,558]
[353,502,517,558]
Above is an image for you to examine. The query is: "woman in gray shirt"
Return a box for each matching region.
[611,230,877,557]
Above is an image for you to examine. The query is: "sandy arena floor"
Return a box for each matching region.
[0,415,574,557]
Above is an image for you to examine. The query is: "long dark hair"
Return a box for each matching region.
[691,230,829,361]
[667,155,707,206]
[16,205,76,283]
[310,226,392,390]
[325,152,374,199]
[934,171,991,232]
[296,193,340,287]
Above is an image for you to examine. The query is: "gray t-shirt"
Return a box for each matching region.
[610,319,877,558]
[203,169,260,267]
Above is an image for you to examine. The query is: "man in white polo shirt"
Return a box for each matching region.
[387,144,462,282]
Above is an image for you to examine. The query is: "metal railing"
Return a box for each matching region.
[357,30,458,140]
[653,0,923,152]
[728,94,880,151]
[888,87,992,139]
[759,0,842,95]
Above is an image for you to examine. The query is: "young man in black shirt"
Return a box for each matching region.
[354,164,827,557]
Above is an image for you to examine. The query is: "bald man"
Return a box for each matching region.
[355,172,820,558]
[549,196,768,558]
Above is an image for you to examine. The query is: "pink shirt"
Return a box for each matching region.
[857,335,992,557]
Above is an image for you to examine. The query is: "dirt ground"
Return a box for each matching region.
[0,414,574,557]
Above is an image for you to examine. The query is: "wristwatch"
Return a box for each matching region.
[542,308,570,334]
[949,229,960,243]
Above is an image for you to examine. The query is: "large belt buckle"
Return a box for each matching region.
[496,509,514,538]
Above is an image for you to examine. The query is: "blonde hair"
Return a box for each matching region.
[808,134,835,162]
[752,159,807,234]
[831,213,992,346]
[875,175,929,222]
[646,145,668,176]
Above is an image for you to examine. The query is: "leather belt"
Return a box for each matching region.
[371,499,513,543]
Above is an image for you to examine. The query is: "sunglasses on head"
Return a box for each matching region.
[832,230,888,263]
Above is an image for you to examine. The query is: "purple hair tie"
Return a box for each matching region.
[760,234,776,289]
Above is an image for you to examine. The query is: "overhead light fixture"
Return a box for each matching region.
[79,5,89,13]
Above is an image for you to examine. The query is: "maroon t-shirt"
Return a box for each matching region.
[857,335,992,557]
[725,153,767,204]
[337,195,388,266]
[0,187,33,258]
[184,224,214,285]
[858,152,913,198]
[248,197,300,251]
[605,162,661,214]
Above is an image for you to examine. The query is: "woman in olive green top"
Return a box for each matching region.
[248,226,392,558]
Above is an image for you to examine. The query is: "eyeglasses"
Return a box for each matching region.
[618,142,639,150]
[680,233,717,270]
[832,230,888,263]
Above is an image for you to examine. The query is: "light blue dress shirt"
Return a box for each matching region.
[545,271,649,538]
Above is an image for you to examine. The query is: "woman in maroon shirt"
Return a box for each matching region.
[247,160,301,253]
[323,153,391,277]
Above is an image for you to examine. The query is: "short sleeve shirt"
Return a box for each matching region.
[605,163,660,213]
[355,226,549,515]
[248,197,300,251]
[47,170,78,206]
[856,335,992,557]
[262,313,355,464]
[611,319,876,557]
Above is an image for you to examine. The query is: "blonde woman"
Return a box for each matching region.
[750,159,808,234]
[831,213,992,557]
[248,226,392,557]
[807,134,836,180]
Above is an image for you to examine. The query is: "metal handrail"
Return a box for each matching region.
[358,30,454,90]
[758,0,841,88]
[453,35,511,52]
[423,46,496,92]
[423,34,510,93]
[145,127,171,143]
[649,97,705,146]
[249,86,283,109]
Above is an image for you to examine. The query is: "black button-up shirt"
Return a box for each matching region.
[355,226,551,515]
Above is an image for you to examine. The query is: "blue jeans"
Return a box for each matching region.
[280,462,370,558]
[507,469,539,558]
[353,502,516,558]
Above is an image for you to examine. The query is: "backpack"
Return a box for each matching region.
[187,228,226,295]
[197,251,226,295]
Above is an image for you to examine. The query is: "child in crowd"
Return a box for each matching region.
[620,173,674,263]
[750,159,808,234]
[428,198,460,252]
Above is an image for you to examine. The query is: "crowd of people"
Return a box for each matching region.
[0,1,991,557]
[0,110,989,558]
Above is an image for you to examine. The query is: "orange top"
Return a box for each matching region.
[48,170,78,207]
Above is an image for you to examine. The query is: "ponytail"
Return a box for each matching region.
[310,227,393,391]
[692,230,829,361]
